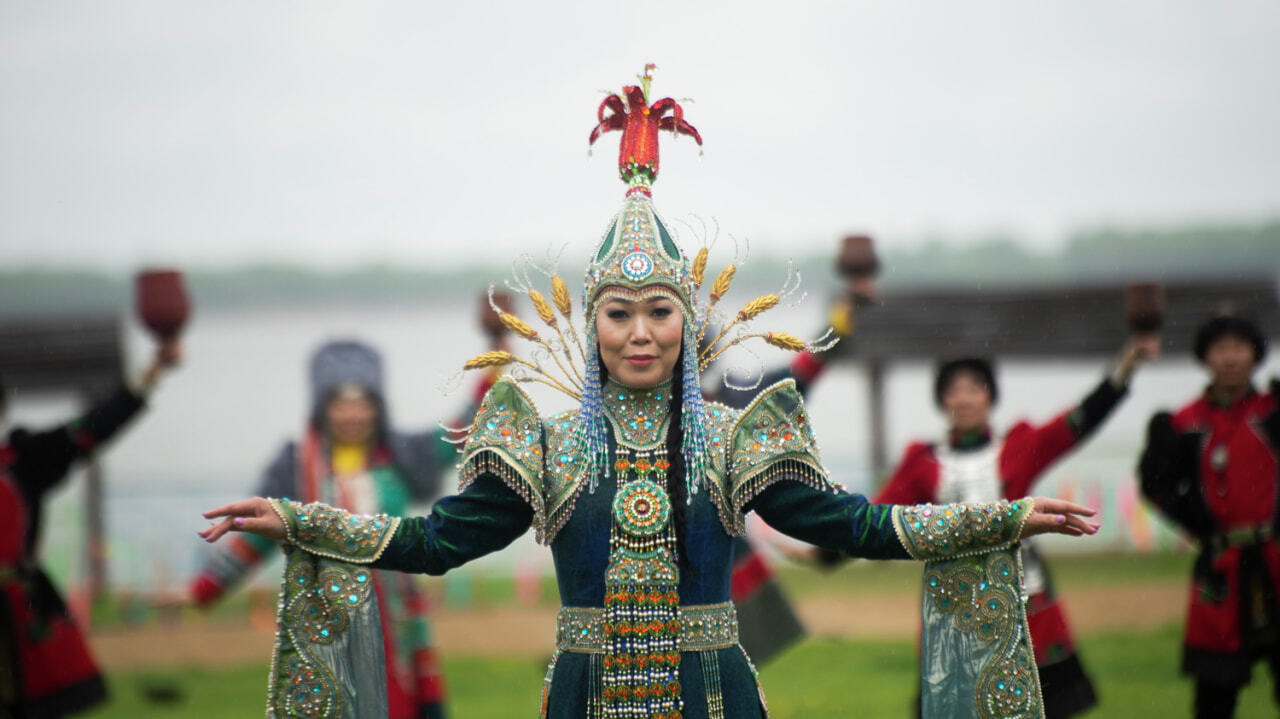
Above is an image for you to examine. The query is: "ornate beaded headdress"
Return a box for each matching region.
[462,64,834,497]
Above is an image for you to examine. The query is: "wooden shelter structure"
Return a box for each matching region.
[829,278,1280,476]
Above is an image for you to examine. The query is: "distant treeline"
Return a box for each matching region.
[1,220,1277,316]
[879,220,1280,288]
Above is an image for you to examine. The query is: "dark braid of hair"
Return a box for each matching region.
[664,348,690,565]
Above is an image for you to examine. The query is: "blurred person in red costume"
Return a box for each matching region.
[778,299,1157,717]
[1139,314,1280,719]
[0,338,180,718]
[873,335,1157,718]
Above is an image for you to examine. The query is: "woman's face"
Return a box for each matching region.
[595,296,684,387]
[325,393,378,445]
[941,371,993,433]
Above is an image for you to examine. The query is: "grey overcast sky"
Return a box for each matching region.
[2,1,1278,270]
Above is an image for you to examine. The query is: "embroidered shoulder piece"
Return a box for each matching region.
[458,378,548,536]
[892,499,1033,561]
[542,409,590,544]
[270,499,401,564]
[715,379,839,535]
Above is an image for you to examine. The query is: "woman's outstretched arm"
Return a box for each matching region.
[745,475,1099,562]
[199,473,534,574]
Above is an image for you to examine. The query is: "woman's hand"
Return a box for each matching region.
[198,497,285,543]
[138,338,183,392]
[1019,498,1100,539]
[1113,333,1161,386]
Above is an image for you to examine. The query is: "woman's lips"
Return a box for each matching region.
[625,355,656,366]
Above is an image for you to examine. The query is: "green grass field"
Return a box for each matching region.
[80,554,1279,717]
[83,626,1278,718]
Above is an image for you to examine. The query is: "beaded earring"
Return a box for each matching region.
[679,320,709,500]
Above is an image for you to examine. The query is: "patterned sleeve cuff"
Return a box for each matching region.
[269,498,402,564]
[891,498,1032,561]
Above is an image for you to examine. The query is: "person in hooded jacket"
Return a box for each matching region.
[187,339,497,719]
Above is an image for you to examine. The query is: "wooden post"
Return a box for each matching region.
[866,358,888,482]
[85,454,107,602]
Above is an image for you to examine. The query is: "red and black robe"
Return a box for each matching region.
[0,385,146,717]
[1139,383,1280,686]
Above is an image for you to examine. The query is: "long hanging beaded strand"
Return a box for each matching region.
[700,650,725,719]
[679,321,710,501]
[603,443,682,719]
[589,653,604,719]
[576,325,609,493]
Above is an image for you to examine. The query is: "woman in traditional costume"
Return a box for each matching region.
[188,338,500,719]
[199,68,1099,719]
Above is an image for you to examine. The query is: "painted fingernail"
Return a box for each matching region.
[1056,515,1065,523]
[234,517,244,527]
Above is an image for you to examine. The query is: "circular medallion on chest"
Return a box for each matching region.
[612,479,671,536]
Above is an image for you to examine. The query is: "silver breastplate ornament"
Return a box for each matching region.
[935,439,1003,504]
[935,439,1047,596]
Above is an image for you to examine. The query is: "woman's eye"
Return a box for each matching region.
[651,307,672,319]
[607,309,629,320]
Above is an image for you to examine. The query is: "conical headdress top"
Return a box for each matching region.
[584,64,702,320]
[589,63,703,192]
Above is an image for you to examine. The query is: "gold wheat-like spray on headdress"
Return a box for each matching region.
[550,274,588,365]
[695,262,736,348]
[690,247,708,291]
[695,254,841,377]
[458,282,586,401]
[528,287,585,385]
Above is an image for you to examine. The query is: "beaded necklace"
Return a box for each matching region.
[600,377,682,718]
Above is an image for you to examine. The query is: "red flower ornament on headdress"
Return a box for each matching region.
[588,64,702,194]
